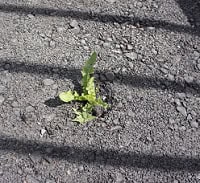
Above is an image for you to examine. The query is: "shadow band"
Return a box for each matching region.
[0,3,199,36]
[0,58,200,95]
[0,135,199,172]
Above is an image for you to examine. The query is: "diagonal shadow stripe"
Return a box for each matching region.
[0,58,200,95]
[176,0,200,29]
[0,135,199,172]
[0,3,199,36]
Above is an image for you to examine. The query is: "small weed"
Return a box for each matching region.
[59,52,108,123]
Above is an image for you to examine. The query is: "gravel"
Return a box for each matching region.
[0,0,200,182]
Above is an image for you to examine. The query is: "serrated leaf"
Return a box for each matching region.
[59,90,75,103]
[72,109,95,123]
[95,97,109,108]
[86,77,96,96]
[81,52,97,94]
[82,103,93,112]
[73,115,85,123]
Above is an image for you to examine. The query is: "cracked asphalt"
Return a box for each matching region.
[0,0,200,182]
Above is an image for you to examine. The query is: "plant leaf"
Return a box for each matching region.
[95,97,109,108]
[72,107,95,123]
[59,90,75,103]
[81,52,97,94]
[86,77,96,97]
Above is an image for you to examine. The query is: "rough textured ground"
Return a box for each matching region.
[0,0,200,182]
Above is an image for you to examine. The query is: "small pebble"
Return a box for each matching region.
[176,106,187,116]
[17,168,23,175]
[116,173,124,183]
[184,75,194,83]
[128,62,134,69]
[168,74,175,81]
[52,84,58,90]
[175,92,186,99]
[174,98,181,106]
[106,0,116,3]
[179,126,186,131]
[117,102,123,108]
[27,14,35,19]
[187,114,192,120]
[147,26,155,30]
[26,175,40,183]
[157,58,165,62]
[43,79,54,86]
[56,27,64,33]
[11,101,18,107]
[81,39,86,44]
[103,42,111,48]
[70,20,79,28]
[125,52,138,60]
[78,165,84,171]
[46,179,56,183]
[111,126,122,131]
[0,169,3,176]
[126,44,133,50]
[160,68,168,74]
[43,114,56,122]
[26,106,35,113]
[40,129,47,137]
[67,170,71,175]
[152,48,158,55]
[191,111,197,116]
[146,136,152,142]
[113,119,119,125]
[169,118,175,124]
[115,44,120,49]
[71,27,80,34]
[13,108,21,116]
[197,63,200,70]
[49,40,56,48]
[127,110,135,117]
[190,120,199,128]
[107,37,113,42]
[194,51,200,58]
[196,173,200,180]
[0,95,5,104]
[0,85,6,93]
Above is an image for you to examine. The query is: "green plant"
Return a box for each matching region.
[59,52,108,123]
